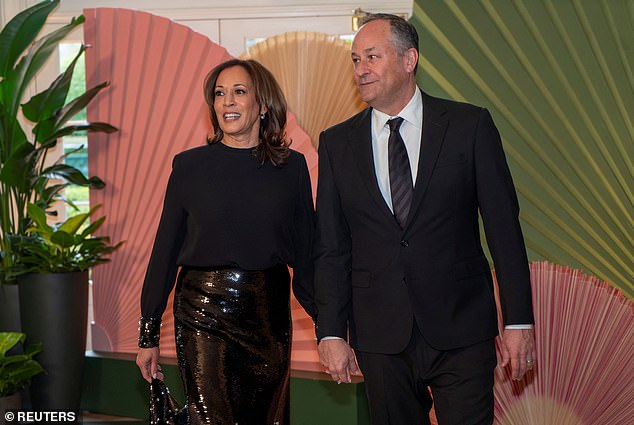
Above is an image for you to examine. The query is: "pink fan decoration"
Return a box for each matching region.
[83,9,316,361]
[492,262,633,425]
[84,7,231,354]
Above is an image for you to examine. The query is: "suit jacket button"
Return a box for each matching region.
[400,240,409,247]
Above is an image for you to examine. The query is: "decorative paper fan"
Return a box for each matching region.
[240,32,366,147]
[84,7,232,353]
[84,9,321,373]
[492,262,634,424]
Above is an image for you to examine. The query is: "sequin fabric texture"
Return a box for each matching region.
[149,378,186,425]
[173,265,291,425]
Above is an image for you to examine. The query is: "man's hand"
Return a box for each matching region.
[499,328,536,380]
[318,339,360,384]
[136,347,163,383]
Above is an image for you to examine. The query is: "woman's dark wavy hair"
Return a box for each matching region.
[203,59,290,167]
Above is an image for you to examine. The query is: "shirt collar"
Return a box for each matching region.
[371,88,423,132]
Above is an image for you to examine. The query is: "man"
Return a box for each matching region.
[313,13,535,425]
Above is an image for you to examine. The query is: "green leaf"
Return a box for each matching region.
[41,163,91,186]
[0,0,59,78]
[88,176,105,189]
[41,81,109,139]
[57,211,90,236]
[0,105,28,161]
[0,332,25,356]
[80,216,105,237]
[37,121,118,145]
[38,183,67,206]
[0,140,35,189]
[50,230,74,248]
[23,342,42,357]
[22,44,86,122]
[26,203,50,232]
[0,14,85,117]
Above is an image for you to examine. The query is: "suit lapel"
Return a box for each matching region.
[406,92,448,229]
[347,109,399,225]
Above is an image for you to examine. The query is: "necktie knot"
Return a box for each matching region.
[387,117,404,132]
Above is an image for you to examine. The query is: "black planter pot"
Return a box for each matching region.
[18,271,89,412]
[0,283,21,333]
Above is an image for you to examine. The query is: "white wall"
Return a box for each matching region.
[5,0,412,57]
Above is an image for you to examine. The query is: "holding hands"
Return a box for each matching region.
[318,339,360,384]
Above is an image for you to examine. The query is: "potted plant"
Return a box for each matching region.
[0,0,118,412]
[0,0,116,285]
[0,332,45,411]
[10,203,122,276]
[9,203,121,411]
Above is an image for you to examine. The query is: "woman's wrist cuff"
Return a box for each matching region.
[138,316,161,348]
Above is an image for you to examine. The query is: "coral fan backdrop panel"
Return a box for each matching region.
[84,7,231,355]
[84,8,353,372]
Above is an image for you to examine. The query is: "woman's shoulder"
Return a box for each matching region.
[283,148,310,172]
[286,148,308,164]
[172,144,213,166]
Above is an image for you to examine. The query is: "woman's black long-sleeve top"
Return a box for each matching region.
[139,142,316,341]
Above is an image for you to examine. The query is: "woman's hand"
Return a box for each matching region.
[136,347,163,382]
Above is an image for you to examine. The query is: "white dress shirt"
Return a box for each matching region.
[371,88,423,209]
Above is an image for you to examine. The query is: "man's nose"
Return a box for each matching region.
[354,61,368,77]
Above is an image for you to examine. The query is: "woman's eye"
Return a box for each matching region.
[214,90,224,97]
[235,89,246,95]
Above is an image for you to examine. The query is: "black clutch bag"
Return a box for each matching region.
[149,378,187,425]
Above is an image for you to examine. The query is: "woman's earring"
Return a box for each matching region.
[260,112,266,120]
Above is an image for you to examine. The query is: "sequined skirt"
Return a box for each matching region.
[173,265,291,425]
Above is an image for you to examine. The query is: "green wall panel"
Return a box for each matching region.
[81,352,369,425]
[412,0,634,297]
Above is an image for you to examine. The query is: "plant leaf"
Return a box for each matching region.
[23,342,42,357]
[80,216,105,237]
[26,203,50,232]
[46,81,109,137]
[22,44,86,122]
[37,121,117,145]
[57,211,90,236]
[41,163,93,187]
[50,230,74,248]
[0,0,59,78]
[0,140,35,189]
[0,332,25,357]
[0,14,85,118]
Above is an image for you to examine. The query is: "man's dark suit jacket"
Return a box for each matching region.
[314,91,534,354]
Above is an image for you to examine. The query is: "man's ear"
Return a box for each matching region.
[405,48,418,73]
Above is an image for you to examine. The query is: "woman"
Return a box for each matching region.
[136,59,316,425]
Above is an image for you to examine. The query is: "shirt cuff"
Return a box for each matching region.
[321,336,344,341]
[504,324,533,330]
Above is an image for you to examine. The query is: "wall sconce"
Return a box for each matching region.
[351,8,370,32]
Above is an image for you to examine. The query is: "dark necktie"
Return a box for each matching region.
[387,117,413,228]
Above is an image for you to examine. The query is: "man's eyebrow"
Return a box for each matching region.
[351,46,377,55]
